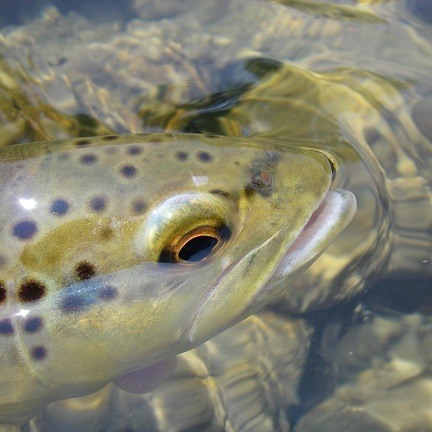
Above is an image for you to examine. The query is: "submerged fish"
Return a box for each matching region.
[0,133,355,428]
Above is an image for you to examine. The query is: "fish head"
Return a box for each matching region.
[0,134,355,410]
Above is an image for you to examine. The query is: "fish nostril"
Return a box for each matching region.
[247,169,274,197]
[252,170,272,189]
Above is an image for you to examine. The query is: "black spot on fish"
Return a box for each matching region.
[79,153,98,165]
[12,220,38,240]
[244,184,255,197]
[131,199,147,215]
[210,189,231,198]
[197,151,213,163]
[18,280,46,303]
[176,151,188,161]
[0,282,6,303]
[102,135,119,141]
[50,198,70,216]
[98,285,118,301]
[24,317,43,333]
[120,164,138,178]
[31,346,47,361]
[151,136,163,143]
[127,145,143,156]
[0,319,13,335]
[89,196,107,212]
[75,261,96,281]
[75,139,91,147]
[99,226,114,240]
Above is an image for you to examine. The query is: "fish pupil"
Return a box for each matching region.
[178,236,219,262]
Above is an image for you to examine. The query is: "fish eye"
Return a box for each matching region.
[159,224,231,264]
[178,235,218,262]
[136,193,237,265]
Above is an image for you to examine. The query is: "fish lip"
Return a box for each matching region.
[273,188,357,279]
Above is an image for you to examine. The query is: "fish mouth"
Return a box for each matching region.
[273,188,357,278]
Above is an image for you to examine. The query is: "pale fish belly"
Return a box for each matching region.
[26,311,311,432]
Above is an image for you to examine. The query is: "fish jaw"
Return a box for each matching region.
[189,188,356,344]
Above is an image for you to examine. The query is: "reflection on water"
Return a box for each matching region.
[1,0,432,430]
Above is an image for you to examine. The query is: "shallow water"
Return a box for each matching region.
[1,1,432,431]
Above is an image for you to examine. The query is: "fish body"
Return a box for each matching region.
[0,133,355,425]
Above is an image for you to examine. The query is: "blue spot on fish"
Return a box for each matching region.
[50,199,70,216]
[60,293,88,313]
[24,317,43,333]
[12,220,38,240]
[98,285,118,301]
[59,278,113,314]
[0,319,13,335]
[31,346,47,361]
[89,196,107,212]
